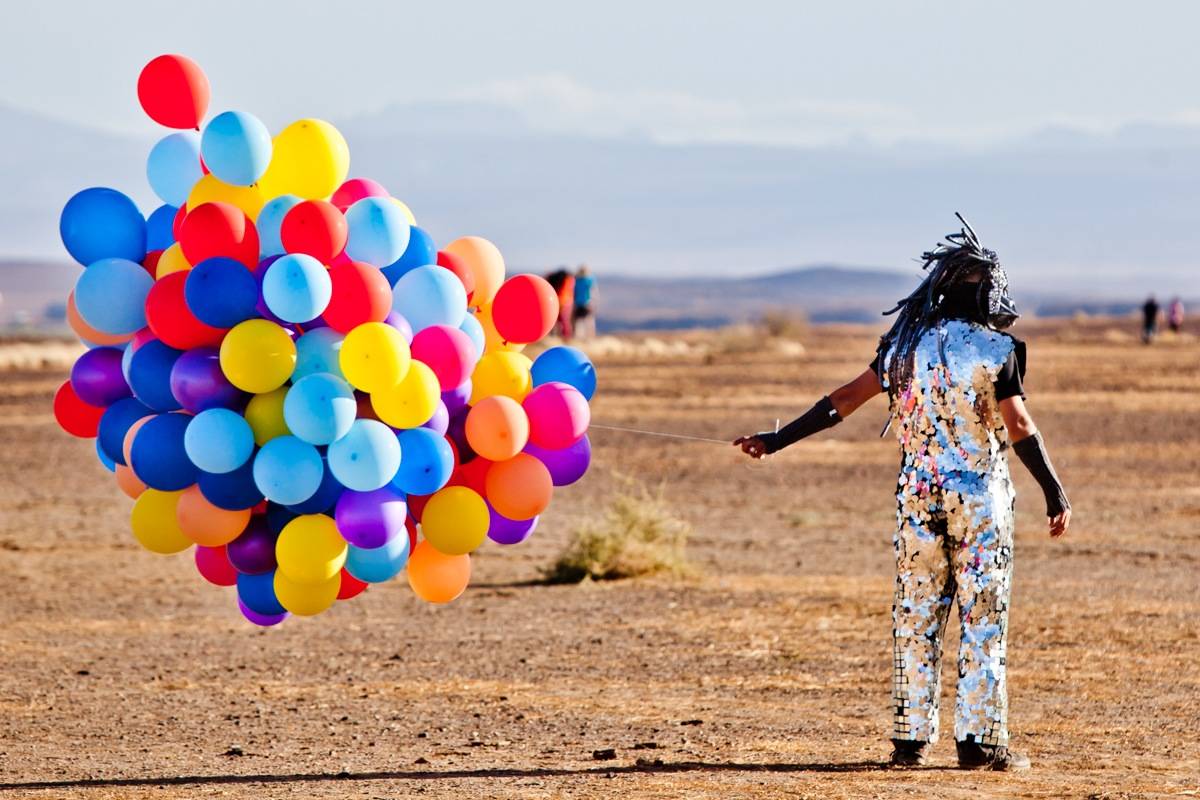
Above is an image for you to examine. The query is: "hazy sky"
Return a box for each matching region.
[5,1,1200,147]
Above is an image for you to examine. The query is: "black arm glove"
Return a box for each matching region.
[1012,432,1070,517]
[756,396,842,455]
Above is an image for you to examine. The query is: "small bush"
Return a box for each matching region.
[759,309,809,340]
[543,482,692,584]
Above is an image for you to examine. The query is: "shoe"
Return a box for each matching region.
[956,740,1031,771]
[889,739,930,767]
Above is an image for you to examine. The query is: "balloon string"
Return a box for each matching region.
[588,423,731,445]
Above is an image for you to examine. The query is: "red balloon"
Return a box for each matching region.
[436,250,475,299]
[143,250,163,278]
[411,325,477,390]
[337,568,369,600]
[450,457,492,496]
[172,205,188,241]
[195,545,238,586]
[408,493,430,523]
[137,54,210,130]
[405,515,418,553]
[331,178,389,212]
[322,261,392,333]
[281,200,347,263]
[53,380,105,438]
[491,274,559,344]
[145,272,227,350]
[179,202,259,268]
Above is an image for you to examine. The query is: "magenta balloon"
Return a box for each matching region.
[170,347,248,413]
[524,434,591,486]
[487,504,538,545]
[237,597,288,626]
[421,400,449,436]
[334,485,407,549]
[411,325,476,390]
[523,381,590,449]
[226,516,277,574]
[70,346,131,407]
[442,380,471,415]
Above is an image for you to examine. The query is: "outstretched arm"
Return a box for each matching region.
[1000,396,1071,537]
[734,368,882,458]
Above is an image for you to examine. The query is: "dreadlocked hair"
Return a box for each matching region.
[876,213,1000,399]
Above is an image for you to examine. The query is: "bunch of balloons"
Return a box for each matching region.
[53,54,597,626]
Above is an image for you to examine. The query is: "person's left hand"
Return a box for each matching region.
[1049,508,1071,538]
[733,435,768,459]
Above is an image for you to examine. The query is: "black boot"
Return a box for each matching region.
[889,739,930,767]
[956,740,1031,771]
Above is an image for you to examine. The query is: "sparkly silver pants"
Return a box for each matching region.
[891,465,1015,746]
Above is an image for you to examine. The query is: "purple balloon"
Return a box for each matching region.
[442,380,471,415]
[421,400,449,436]
[384,310,413,343]
[227,517,277,575]
[237,597,288,627]
[335,486,407,549]
[487,504,538,545]
[70,346,131,406]
[170,347,248,413]
[524,434,591,486]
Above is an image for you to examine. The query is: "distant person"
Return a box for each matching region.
[1167,297,1184,334]
[1142,295,1160,343]
[735,215,1070,772]
[545,268,575,339]
[572,264,597,340]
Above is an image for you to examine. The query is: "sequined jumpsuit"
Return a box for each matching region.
[883,319,1017,747]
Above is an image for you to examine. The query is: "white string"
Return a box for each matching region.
[588,423,731,445]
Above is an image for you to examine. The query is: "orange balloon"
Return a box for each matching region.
[123,415,155,468]
[443,236,505,307]
[115,464,147,499]
[485,453,553,521]
[176,485,252,546]
[67,291,134,346]
[465,395,529,461]
[406,540,471,604]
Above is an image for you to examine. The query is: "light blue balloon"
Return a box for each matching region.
[392,264,467,333]
[293,327,346,381]
[146,132,202,207]
[257,195,302,257]
[200,110,273,186]
[74,258,154,335]
[459,313,485,359]
[120,340,136,384]
[262,253,332,323]
[344,533,411,584]
[327,419,401,492]
[391,428,454,495]
[253,435,324,505]
[344,197,411,267]
[185,408,255,473]
[283,373,356,446]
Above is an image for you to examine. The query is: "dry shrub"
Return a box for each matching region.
[543,481,692,584]
[759,309,810,340]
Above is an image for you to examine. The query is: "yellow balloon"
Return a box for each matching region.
[155,242,191,278]
[371,360,439,429]
[422,486,489,555]
[390,197,417,226]
[339,322,411,393]
[130,489,192,554]
[273,570,340,616]
[470,351,533,404]
[477,304,525,353]
[443,236,505,307]
[276,514,347,584]
[220,319,297,393]
[187,173,268,220]
[243,387,291,445]
[259,119,349,200]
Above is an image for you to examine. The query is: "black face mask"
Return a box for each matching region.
[939,280,1020,330]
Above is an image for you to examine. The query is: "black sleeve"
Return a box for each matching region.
[869,354,881,376]
[993,343,1026,401]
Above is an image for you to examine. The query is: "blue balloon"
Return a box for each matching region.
[262,253,332,323]
[198,459,264,510]
[97,397,154,466]
[146,204,178,252]
[146,132,202,207]
[392,264,467,332]
[127,339,184,411]
[257,195,302,258]
[344,534,410,584]
[327,419,401,492]
[185,408,255,474]
[531,346,597,400]
[96,438,116,473]
[382,225,436,285]
[74,258,154,335]
[130,412,197,491]
[293,327,346,381]
[391,428,453,495]
[284,458,345,514]
[200,110,273,186]
[237,570,286,616]
[459,313,485,359]
[60,187,146,266]
[283,373,356,445]
[253,435,324,505]
[184,257,259,328]
[345,197,411,266]
[265,502,300,535]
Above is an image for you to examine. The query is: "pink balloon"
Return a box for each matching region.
[411,325,478,391]
[331,178,389,212]
[522,381,590,449]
